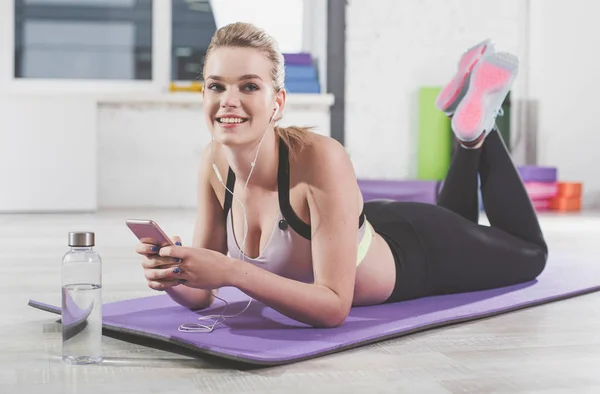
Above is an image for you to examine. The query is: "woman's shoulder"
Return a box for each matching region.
[292,133,356,184]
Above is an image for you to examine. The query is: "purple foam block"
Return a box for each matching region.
[358,179,439,204]
[283,53,313,66]
[518,166,558,183]
[29,254,600,366]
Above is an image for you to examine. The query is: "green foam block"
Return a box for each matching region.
[417,87,452,180]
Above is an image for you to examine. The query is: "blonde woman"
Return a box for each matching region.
[136,23,548,328]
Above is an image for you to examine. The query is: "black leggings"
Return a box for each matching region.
[365,128,549,303]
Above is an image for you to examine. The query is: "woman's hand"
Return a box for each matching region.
[136,235,185,291]
[155,245,234,290]
[137,238,234,291]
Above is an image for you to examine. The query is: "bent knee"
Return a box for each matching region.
[530,243,548,279]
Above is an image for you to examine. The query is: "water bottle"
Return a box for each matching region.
[61,231,103,364]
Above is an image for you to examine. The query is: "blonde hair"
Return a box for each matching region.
[204,22,312,158]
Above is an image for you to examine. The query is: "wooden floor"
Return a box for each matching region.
[2,209,600,394]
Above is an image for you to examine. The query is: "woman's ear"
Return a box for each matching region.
[273,89,287,122]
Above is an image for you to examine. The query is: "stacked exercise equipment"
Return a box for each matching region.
[517,166,583,212]
[517,166,559,211]
[283,53,320,93]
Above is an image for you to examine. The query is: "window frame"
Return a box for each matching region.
[3,0,328,95]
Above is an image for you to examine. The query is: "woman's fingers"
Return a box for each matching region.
[135,242,160,255]
[135,235,185,291]
[141,255,181,269]
[171,235,182,245]
[143,265,185,281]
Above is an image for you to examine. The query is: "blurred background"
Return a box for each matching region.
[0,0,596,214]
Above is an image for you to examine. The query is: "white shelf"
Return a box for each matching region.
[95,92,335,107]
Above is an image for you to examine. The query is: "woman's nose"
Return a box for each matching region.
[221,89,241,108]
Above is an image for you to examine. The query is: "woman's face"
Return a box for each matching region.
[203,47,281,147]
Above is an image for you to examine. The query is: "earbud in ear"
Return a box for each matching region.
[271,103,280,122]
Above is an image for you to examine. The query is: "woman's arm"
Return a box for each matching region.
[229,138,360,327]
[165,143,228,310]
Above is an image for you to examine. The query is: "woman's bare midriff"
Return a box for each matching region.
[352,223,397,306]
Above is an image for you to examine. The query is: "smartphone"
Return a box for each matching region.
[125,219,174,248]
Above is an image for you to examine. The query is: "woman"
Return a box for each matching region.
[136,23,548,328]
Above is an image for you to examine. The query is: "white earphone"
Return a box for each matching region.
[180,102,280,333]
[271,103,280,122]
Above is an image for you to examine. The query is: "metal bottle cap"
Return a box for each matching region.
[69,232,95,247]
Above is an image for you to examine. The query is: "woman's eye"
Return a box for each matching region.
[207,83,224,91]
[243,83,259,91]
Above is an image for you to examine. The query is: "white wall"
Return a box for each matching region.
[346,0,528,180]
[0,95,97,212]
[345,0,600,209]
[528,0,600,209]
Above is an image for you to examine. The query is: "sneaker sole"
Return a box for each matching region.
[451,52,519,142]
[435,40,492,113]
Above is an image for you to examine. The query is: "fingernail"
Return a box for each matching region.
[151,246,158,253]
[173,267,181,274]
[175,241,182,246]
[173,258,181,263]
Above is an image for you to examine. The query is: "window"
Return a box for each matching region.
[13,0,153,80]
[9,0,322,92]
[171,0,216,81]
[171,0,305,81]
[210,0,304,53]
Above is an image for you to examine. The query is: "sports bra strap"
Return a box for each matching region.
[223,167,236,218]
[277,138,312,239]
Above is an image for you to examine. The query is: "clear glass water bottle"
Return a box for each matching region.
[61,231,103,364]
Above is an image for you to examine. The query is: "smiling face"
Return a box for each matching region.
[202,47,283,147]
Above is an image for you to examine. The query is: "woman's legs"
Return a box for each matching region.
[437,46,546,252]
[436,142,481,224]
[435,48,518,224]
[436,126,547,252]
[479,127,547,250]
[370,47,548,302]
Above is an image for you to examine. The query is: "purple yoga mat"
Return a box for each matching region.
[358,179,440,204]
[29,254,600,366]
[518,166,558,183]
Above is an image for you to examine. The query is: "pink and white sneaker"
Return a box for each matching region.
[451,51,519,148]
[436,39,495,115]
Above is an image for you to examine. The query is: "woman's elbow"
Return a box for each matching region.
[314,302,351,328]
[166,288,215,311]
[186,296,215,311]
